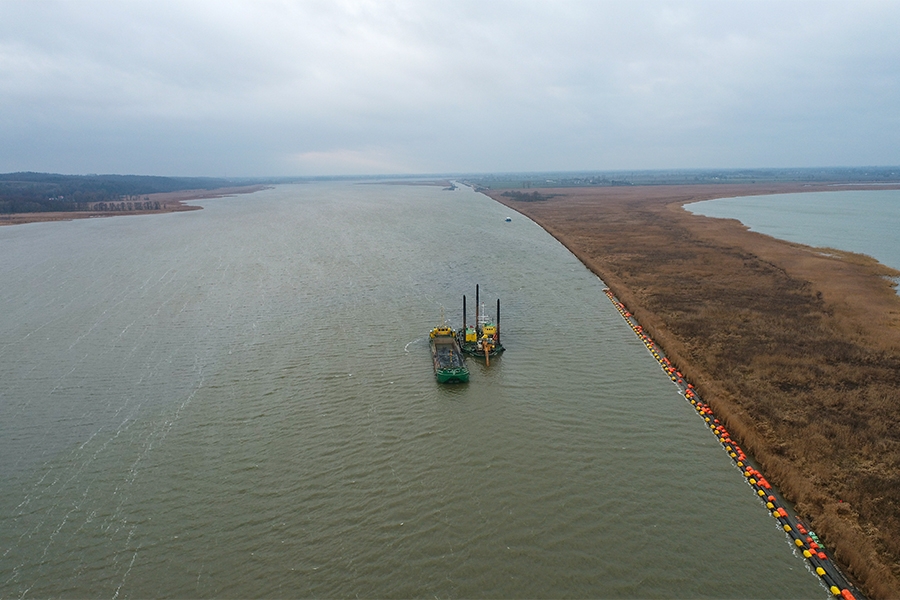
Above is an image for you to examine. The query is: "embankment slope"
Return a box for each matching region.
[488,183,900,599]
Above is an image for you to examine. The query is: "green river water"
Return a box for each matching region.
[0,182,825,598]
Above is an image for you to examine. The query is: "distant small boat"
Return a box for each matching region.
[505,217,512,222]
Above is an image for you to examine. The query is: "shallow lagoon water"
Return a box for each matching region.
[688,189,900,271]
[1,183,824,597]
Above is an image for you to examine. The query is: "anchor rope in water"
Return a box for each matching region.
[603,288,861,600]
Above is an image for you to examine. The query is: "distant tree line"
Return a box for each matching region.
[468,166,900,190]
[500,190,559,202]
[91,199,162,211]
[0,172,249,214]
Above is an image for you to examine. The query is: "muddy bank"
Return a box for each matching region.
[0,185,269,226]
[487,183,900,599]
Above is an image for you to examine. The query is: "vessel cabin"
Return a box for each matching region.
[430,325,454,338]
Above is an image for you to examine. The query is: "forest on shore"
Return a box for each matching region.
[0,173,261,214]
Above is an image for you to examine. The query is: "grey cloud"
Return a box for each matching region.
[1,1,898,175]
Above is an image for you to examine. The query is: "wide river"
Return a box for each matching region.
[1,183,825,598]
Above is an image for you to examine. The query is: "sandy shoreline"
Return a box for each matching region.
[487,182,900,599]
[0,184,270,226]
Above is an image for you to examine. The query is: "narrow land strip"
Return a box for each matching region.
[486,183,900,599]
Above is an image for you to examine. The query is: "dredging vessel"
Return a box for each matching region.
[458,285,505,364]
[429,319,469,384]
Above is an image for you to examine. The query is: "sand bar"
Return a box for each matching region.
[487,182,900,599]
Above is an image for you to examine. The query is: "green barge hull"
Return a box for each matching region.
[430,324,469,383]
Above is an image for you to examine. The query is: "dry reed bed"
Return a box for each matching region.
[489,183,900,599]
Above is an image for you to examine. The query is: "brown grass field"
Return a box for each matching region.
[487,183,900,599]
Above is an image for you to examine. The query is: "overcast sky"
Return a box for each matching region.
[1,1,899,177]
